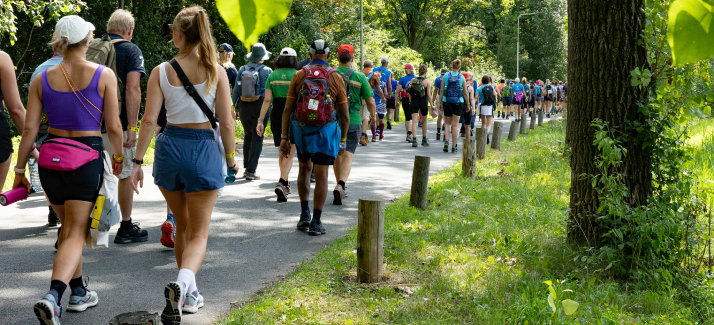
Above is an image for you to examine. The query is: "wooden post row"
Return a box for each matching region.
[530,112,536,130]
[357,198,385,283]
[538,110,544,126]
[508,120,519,141]
[462,139,476,177]
[519,115,528,135]
[491,121,503,150]
[409,156,430,209]
[476,128,487,159]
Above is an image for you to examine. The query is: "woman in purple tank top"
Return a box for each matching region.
[12,16,124,323]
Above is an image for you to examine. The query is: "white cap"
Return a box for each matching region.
[279,47,297,57]
[55,15,95,45]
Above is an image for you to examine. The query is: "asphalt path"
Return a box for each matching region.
[0,113,554,324]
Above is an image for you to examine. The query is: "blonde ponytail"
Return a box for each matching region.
[174,6,218,94]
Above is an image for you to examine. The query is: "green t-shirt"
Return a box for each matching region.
[265,68,297,99]
[335,66,374,125]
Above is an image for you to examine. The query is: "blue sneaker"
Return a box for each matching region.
[34,294,61,325]
[67,289,98,312]
[162,281,185,325]
[161,214,175,249]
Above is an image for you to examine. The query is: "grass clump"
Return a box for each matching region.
[219,119,714,324]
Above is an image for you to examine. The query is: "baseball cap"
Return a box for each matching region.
[55,15,95,45]
[279,47,297,57]
[381,57,389,63]
[462,72,469,79]
[440,68,448,75]
[218,43,234,53]
[309,40,330,55]
[404,63,414,70]
[338,44,354,55]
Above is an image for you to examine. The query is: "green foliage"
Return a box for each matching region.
[668,0,714,65]
[0,0,85,45]
[216,0,293,49]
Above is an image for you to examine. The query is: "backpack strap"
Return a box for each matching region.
[169,59,217,129]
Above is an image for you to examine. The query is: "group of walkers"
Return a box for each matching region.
[0,6,567,324]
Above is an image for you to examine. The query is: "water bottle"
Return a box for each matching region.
[225,166,236,183]
[324,94,332,106]
[28,157,42,193]
[0,187,28,206]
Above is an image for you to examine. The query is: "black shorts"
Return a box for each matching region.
[401,98,412,121]
[296,148,335,166]
[386,96,396,109]
[345,124,361,154]
[39,134,104,205]
[0,110,13,163]
[410,97,429,116]
[512,98,523,106]
[443,102,464,117]
[271,97,287,147]
[502,98,512,106]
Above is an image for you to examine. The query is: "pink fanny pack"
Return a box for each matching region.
[38,138,99,171]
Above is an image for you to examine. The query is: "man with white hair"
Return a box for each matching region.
[100,9,148,245]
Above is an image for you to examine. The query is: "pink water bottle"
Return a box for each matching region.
[0,187,29,206]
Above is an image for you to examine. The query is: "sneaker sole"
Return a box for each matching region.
[114,235,149,244]
[275,188,288,202]
[33,301,59,325]
[308,228,327,236]
[443,146,449,153]
[162,282,183,325]
[333,190,343,205]
[160,222,175,248]
[246,176,261,180]
[66,294,98,312]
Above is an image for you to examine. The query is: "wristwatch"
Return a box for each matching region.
[132,158,144,165]
[281,134,289,139]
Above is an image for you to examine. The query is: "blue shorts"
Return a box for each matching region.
[153,125,225,193]
[503,98,512,106]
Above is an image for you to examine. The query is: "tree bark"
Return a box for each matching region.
[566,0,651,245]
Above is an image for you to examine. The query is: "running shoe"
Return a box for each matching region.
[406,135,411,142]
[34,294,61,325]
[359,134,369,146]
[245,172,260,180]
[333,184,345,205]
[379,133,384,141]
[412,138,418,147]
[547,113,550,118]
[275,182,289,202]
[387,120,392,130]
[183,291,204,314]
[310,172,316,183]
[452,147,458,153]
[436,132,441,141]
[48,206,60,227]
[443,141,449,153]
[114,223,148,244]
[161,215,176,249]
[67,289,98,312]
[422,138,429,147]
[418,121,423,128]
[297,210,311,231]
[371,135,376,142]
[308,218,326,236]
[162,281,185,325]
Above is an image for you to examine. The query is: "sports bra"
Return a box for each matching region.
[160,62,217,125]
[42,66,105,131]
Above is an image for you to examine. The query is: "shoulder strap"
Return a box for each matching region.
[110,38,129,45]
[169,59,217,129]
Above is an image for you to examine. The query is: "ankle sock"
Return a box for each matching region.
[49,280,67,303]
[177,268,196,294]
[338,180,345,190]
[313,209,322,223]
[69,276,86,297]
[120,219,133,231]
[279,178,288,186]
[300,201,310,213]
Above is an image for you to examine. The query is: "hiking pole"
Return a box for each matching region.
[360,0,364,67]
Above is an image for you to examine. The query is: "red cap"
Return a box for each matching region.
[338,44,354,55]
[404,63,414,70]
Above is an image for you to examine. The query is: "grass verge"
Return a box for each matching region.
[218,118,714,325]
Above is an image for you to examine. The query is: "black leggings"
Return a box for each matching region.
[39,134,104,205]
[401,98,412,121]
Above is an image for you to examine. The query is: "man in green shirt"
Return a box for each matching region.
[332,44,377,205]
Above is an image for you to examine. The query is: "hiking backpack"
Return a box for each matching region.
[408,76,426,98]
[502,85,511,98]
[239,64,265,102]
[546,85,553,95]
[86,34,129,115]
[444,72,463,103]
[374,67,391,87]
[536,85,542,96]
[339,68,358,111]
[295,64,336,125]
[481,85,496,106]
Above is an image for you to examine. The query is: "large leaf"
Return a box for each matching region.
[561,299,580,315]
[216,0,293,49]
[668,0,714,65]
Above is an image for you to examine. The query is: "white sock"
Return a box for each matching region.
[177,268,196,295]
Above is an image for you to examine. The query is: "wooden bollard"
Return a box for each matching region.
[476,128,487,159]
[507,120,519,141]
[491,122,503,150]
[462,139,476,177]
[519,116,528,134]
[538,110,544,126]
[530,112,536,130]
[409,156,430,209]
[110,311,160,325]
[357,198,385,283]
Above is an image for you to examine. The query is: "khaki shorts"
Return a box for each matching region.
[102,130,135,180]
[360,100,371,120]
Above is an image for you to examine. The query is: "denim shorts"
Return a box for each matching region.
[153,125,224,193]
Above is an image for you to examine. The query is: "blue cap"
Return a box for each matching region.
[218,43,233,53]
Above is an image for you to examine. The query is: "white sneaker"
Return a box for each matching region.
[183,291,204,314]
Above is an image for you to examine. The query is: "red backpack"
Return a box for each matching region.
[295,64,336,125]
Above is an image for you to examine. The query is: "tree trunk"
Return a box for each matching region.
[566,0,651,245]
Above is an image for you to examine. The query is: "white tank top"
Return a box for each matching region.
[160,62,218,124]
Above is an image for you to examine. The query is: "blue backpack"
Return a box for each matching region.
[444,72,463,103]
[536,85,542,96]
